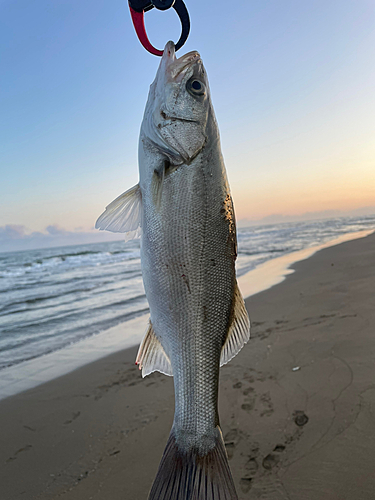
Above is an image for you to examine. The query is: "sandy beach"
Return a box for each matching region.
[1,232,375,500]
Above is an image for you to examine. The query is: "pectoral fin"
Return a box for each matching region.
[220,282,250,367]
[95,184,142,242]
[136,321,173,378]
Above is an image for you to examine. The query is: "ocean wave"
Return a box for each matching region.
[0,249,141,279]
[0,283,102,316]
[0,307,149,371]
[1,215,375,371]
[238,248,288,256]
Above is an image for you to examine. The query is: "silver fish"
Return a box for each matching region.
[96,41,250,500]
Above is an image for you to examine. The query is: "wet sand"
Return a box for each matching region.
[1,232,375,499]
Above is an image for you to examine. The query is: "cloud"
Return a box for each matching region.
[0,224,27,240]
[0,224,123,253]
[45,225,67,236]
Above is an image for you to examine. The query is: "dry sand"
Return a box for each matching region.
[1,232,375,500]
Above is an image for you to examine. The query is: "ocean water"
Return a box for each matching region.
[1,215,375,372]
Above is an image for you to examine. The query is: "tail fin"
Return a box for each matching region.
[148,428,238,500]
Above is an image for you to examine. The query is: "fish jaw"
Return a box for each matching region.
[140,42,210,168]
[158,41,201,83]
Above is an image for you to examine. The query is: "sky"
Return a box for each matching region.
[1,0,374,251]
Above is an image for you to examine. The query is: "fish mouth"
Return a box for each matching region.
[171,51,201,79]
[162,41,201,80]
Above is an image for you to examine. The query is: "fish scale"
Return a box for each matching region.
[142,148,242,497]
[142,156,233,437]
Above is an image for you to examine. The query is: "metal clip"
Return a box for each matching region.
[128,0,190,56]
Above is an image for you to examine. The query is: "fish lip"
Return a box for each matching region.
[162,43,201,80]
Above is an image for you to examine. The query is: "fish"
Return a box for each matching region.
[96,41,250,500]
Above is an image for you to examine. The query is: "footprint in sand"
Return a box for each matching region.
[241,400,255,412]
[293,410,309,427]
[237,444,260,493]
[224,429,240,460]
[245,457,259,474]
[260,392,274,417]
[243,371,255,384]
[262,444,286,470]
[23,425,36,432]
[262,453,279,470]
[241,386,256,412]
[64,411,81,425]
[95,367,147,398]
[274,444,285,452]
[225,442,235,460]
[240,477,253,493]
[6,444,32,463]
[243,387,254,396]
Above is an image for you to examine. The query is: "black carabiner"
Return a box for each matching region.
[152,0,175,11]
[129,0,190,55]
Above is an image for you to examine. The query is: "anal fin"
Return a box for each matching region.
[136,321,173,378]
[220,281,250,367]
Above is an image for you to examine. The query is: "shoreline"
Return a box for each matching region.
[237,229,373,297]
[1,231,375,499]
[0,228,373,401]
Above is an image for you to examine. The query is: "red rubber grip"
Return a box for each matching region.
[129,7,163,56]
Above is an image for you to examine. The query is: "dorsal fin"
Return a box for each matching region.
[95,184,142,242]
[220,281,250,367]
[136,321,173,378]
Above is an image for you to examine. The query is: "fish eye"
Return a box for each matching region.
[186,78,205,97]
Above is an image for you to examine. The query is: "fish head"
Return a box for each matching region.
[141,41,212,165]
